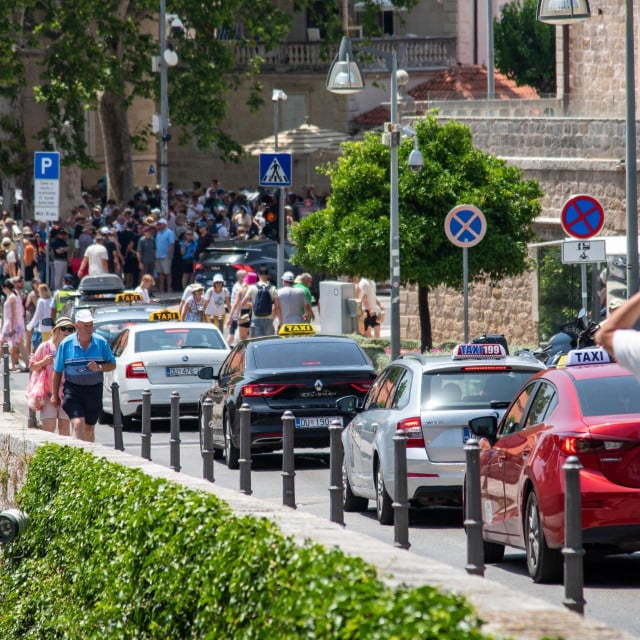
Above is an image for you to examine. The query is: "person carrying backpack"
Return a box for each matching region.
[239,265,280,337]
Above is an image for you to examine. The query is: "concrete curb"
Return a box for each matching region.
[0,414,635,640]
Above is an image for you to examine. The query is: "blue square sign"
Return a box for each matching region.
[34,151,60,180]
[259,152,291,186]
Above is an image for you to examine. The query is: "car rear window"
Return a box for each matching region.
[252,341,370,369]
[575,376,640,416]
[421,370,534,409]
[134,327,227,352]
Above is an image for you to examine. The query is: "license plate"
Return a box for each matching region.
[462,427,471,443]
[166,366,202,377]
[295,416,342,429]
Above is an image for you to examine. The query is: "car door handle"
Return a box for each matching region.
[522,448,531,459]
[498,455,506,467]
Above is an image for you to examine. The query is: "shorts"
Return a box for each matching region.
[62,382,103,426]
[364,311,379,330]
[238,309,252,328]
[155,256,172,275]
[182,261,194,275]
[40,398,70,421]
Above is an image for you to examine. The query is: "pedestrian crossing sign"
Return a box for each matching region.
[259,152,292,186]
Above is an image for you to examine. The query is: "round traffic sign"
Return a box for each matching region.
[561,194,605,239]
[444,205,487,248]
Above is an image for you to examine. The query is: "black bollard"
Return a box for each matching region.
[141,389,152,461]
[201,398,215,482]
[392,429,410,550]
[111,382,124,451]
[169,391,181,472]
[329,419,344,525]
[239,403,252,495]
[281,411,296,508]
[563,455,585,614]
[3,343,10,412]
[464,437,485,576]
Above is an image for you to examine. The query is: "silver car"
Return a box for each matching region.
[339,343,546,524]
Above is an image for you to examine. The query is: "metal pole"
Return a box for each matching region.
[111,382,124,451]
[487,0,494,102]
[463,247,469,342]
[464,437,485,576]
[389,50,400,361]
[626,0,640,298]
[281,411,296,508]
[202,398,215,482]
[169,390,181,472]
[3,343,10,412]
[392,429,410,549]
[275,97,285,281]
[329,418,344,525]
[580,263,588,313]
[239,403,252,495]
[141,389,152,460]
[159,0,169,218]
[563,455,585,614]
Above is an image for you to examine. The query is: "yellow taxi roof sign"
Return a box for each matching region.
[278,323,315,336]
[115,292,143,303]
[149,309,180,322]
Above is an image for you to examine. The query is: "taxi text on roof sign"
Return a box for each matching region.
[278,323,315,336]
[115,292,143,303]
[565,347,611,367]
[149,310,180,322]
[452,343,506,359]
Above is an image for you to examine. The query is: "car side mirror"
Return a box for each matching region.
[336,395,359,414]
[197,366,215,380]
[468,415,498,444]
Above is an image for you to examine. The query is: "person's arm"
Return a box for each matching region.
[303,300,314,322]
[273,293,282,324]
[596,291,640,355]
[51,370,62,407]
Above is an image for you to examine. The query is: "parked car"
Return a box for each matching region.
[196,334,377,469]
[62,274,126,318]
[468,346,640,583]
[337,343,546,525]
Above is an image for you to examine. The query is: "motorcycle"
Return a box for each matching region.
[533,309,599,366]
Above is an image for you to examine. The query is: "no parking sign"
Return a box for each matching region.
[561,194,605,239]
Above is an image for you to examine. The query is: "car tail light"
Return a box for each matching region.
[397,416,424,448]
[349,380,374,393]
[126,361,147,378]
[553,435,635,468]
[242,384,287,397]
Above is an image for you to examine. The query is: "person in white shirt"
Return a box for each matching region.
[203,274,230,333]
[597,291,640,376]
[358,276,384,339]
[134,274,156,303]
[79,233,108,276]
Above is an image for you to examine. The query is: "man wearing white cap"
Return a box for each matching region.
[51,308,116,442]
[277,271,312,325]
[154,217,175,293]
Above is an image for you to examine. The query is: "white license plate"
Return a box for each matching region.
[166,366,202,377]
[295,416,342,429]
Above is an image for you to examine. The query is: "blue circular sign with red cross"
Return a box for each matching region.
[445,205,487,248]
[561,194,605,239]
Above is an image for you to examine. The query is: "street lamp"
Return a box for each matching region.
[327,36,414,360]
[272,88,288,282]
[536,1,639,299]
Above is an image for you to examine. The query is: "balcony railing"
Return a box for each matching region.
[232,36,457,73]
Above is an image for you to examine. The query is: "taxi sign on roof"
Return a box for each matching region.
[149,309,180,322]
[452,343,506,359]
[565,347,611,367]
[115,292,143,303]
[278,323,315,336]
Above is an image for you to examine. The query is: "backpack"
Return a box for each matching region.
[253,283,273,316]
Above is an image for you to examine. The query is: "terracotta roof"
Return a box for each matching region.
[353,65,538,126]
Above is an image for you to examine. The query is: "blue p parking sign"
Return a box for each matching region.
[34,151,61,221]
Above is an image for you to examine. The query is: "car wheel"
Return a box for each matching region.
[122,415,137,431]
[343,463,368,512]
[525,491,562,583]
[224,414,240,470]
[483,540,505,564]
[99,410,113,425]
[375,463,393,525]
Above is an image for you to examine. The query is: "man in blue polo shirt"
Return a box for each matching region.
[154,217,175,294]
[51,309,116,442]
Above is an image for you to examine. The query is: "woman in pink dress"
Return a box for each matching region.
[1,279,29,371]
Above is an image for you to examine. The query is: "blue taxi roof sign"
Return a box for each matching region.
[452,343,507,360]
[278,323,315,336]
[565,347,611,367]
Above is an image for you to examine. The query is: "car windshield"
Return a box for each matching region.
[421,370,534,409]
[198,253,247,267]
[251,341,369,369]
[95,320,152,343]
[575,376,640,416]
[135,327,227,352]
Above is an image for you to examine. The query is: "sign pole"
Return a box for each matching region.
[580,262,588,312]
[463,247,469,342]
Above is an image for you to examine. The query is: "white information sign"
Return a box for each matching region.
[561,239,606,264]
[34,151,60,221]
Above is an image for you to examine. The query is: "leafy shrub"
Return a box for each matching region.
[0,444,492,640]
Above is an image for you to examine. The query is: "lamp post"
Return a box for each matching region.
[272,88,288,283]
[327,36,404,360]
[537,0,639,298]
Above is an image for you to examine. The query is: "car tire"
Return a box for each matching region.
[483,540,505,564]
[224,414,240,470]
[375,463,394,525]
[121,415,137,431]
[99,410,113,425]
[525,491,562,583]
[343,463,368,512]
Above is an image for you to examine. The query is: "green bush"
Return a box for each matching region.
[0,444,492,640]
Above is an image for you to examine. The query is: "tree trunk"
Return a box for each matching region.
[418,285,433,352]
[97,90,135,203]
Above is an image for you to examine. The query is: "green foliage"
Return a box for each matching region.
[291,116,542,293]
[494,0,556,93]
[0,444,492,640]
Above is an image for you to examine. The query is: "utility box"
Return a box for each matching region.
[320,281,357,335]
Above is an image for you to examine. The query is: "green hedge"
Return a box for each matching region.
[0,444,492,640]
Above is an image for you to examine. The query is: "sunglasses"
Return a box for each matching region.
[59,326,75,333]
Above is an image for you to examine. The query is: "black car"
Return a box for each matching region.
[197,335,377,468]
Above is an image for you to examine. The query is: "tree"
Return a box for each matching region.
[290,116,543,350]
[494,0,556,93]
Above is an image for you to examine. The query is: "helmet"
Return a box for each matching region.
[213,274,225,284]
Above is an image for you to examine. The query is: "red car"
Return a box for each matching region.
[469,347,640,583]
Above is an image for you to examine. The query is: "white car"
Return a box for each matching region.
[101,320,230,427]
